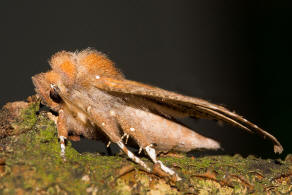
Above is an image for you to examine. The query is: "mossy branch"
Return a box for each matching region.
[0,99,291,194]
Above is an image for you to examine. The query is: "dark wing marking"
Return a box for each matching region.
[93,77,283,154]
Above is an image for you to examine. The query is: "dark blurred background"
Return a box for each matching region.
[0,1,291,158]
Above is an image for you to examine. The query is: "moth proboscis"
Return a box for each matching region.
[32,49,283,181]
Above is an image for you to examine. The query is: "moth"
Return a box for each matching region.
[32,49,283,181]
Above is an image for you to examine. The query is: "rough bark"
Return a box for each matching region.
[0,98,291,194]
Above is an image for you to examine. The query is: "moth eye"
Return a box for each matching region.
[49,85,62,103]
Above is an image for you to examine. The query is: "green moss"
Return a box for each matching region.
[0,101,291,194]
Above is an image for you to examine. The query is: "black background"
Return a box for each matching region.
[0,1,291,157]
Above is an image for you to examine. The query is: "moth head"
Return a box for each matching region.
[32,51,76,110]
[32,72,61,111]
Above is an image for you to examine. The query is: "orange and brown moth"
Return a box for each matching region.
[32,49,283,180]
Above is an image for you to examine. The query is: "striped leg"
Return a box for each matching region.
[57,109,68,157]
[59,136,67,157]
[145,145,181,181]
[116,140,151,172]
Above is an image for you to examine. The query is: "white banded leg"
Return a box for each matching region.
[59,136,67,157]
[116,141,150,172]
[121,133,130,144]
[145,145,181,181]
[47,113,66,157]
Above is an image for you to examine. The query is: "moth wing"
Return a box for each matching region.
[93,77,283,154]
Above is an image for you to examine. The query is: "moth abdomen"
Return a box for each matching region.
[117,106,220,153]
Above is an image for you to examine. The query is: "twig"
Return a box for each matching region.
[191,170,234,188]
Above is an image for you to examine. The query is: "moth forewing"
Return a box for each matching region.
[93,77,283,154]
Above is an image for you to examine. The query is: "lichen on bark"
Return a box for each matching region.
[0,99,291,194]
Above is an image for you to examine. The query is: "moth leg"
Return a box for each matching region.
[121,132,130,144]
[86,107,121,143]
[87,108,150,171]
[145,144,182,181]
[116,140,151,172]
[99,123,149,170]
[57,109,68,157]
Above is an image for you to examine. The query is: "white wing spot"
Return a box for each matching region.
[130,127,135,132]
[102,122,105,126]
[96,75,100,79]
[110,110,116,116]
